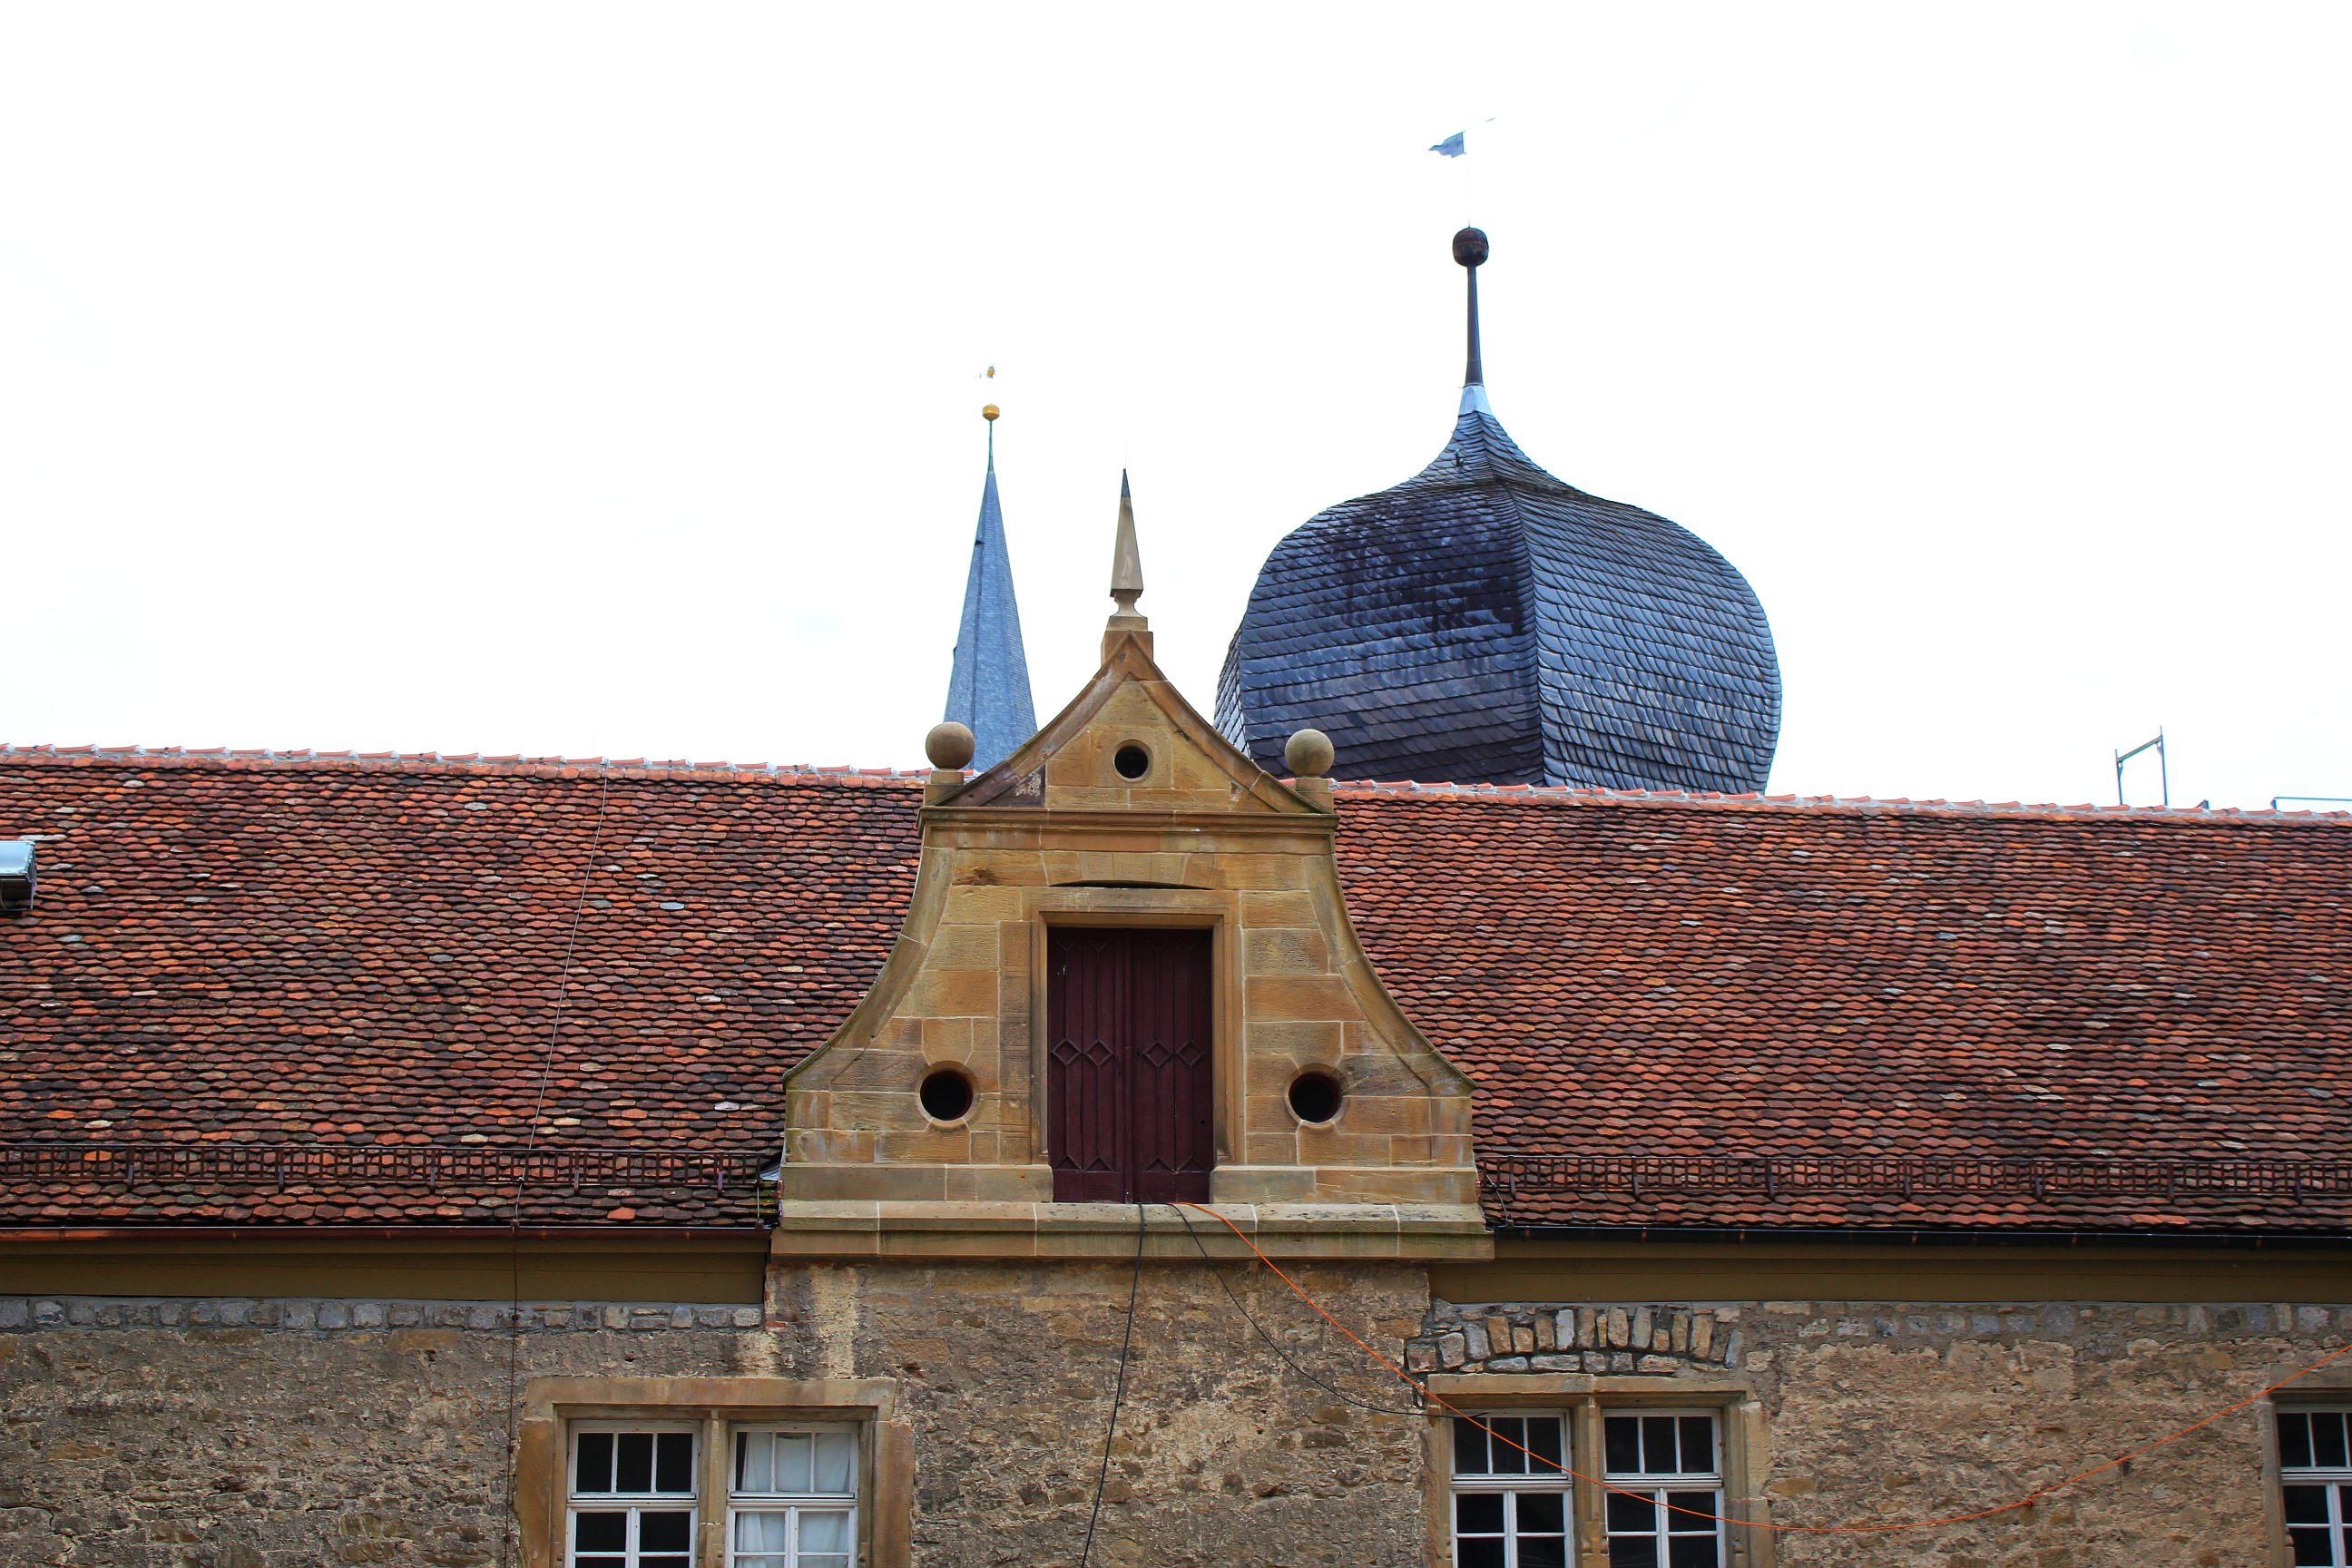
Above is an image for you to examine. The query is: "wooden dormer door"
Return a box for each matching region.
[1046,927,1214,1202]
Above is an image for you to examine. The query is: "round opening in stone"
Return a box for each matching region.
[1112,743,1151,780]
[1288,1070,1343,1125]
[918,1068,975,1123]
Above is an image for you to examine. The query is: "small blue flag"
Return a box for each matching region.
[1429,132,1465,158]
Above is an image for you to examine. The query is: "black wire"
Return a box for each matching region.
[1078,1202,1146,1568]
[1171,1203,1425,1416]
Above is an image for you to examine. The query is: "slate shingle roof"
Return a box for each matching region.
[3,750,2347,1233]
[1217,407,1782,795]
[942,439,1038,773]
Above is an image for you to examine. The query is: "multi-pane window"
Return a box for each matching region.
[729,1426,859,1568]
[1449,1413,1572,1568]
[1602,1411,1724,1568]
[2282,1407,2352,1566]
[564,1421,862,1568]
[568,1425,697,1568]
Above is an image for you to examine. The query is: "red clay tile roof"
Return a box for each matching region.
[3,749,2347,1233]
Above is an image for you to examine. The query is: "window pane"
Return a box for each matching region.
[615,1432,654,1494]
[2320,1414,2351,1471]
[1454,1419,1488,1476]
[1679,1416,1717,1475]
[575,1559,627,1568]
[735,1511,793,1551]
[1667,1490,1720,1525]
[2290,1526,2336,1566]
[574,1432,614,1494]
[1608,1541,1657,1568]
[776,1435,815,1493]
[800,1510,853,1553]
[1526,1416,1563,1472]
[1668,1536,1720,1568]
[1605,1489,1656,1531]
[638,1511,691,1551]
[1520,1542,1568,1568]
[801,1559,851,1568]
[1517,1492,1565,1533]
[1604,1416,1641,1475]
[813,1431,857,1494]
[1455,1492,1504,1534]
[2283,1413,2317,1470]
[653,1433,693,1494]
[1489,1416,1527,1475]
[737,1431,770,1494]
[1455,1541,1505,1568]
[572,1511,627,1551]
[1642,1417,1678,1473]
[2287,1485,2331,1524]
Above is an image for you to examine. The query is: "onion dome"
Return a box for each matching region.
[1216,229,1780,791]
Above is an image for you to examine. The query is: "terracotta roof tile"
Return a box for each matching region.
[2,750,2347,1232]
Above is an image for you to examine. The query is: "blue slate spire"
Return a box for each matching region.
[943,410,1037,772]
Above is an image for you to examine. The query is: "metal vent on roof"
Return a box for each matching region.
[0,840,34,914]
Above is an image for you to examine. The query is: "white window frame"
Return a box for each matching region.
[725,1422,862,1568]
[2280,1405,2352,1567]
[564,1420,701,1568]
[1600,1406,1727,1568]
[1447,1409,1573,1568]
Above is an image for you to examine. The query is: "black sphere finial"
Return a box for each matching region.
[1452,227,1489,268]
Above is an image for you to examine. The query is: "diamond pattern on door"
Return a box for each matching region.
[1047,927,1214,1202]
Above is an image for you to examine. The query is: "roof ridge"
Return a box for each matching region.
[1329,778,2352,824]
[0,743,934,786]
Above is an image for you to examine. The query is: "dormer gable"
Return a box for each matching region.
[776,479,1485,1260]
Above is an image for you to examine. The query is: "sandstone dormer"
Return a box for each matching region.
[777,477,1485,1259]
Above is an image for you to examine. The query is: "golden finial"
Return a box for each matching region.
[982,404,999,421]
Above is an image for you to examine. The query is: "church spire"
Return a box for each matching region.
[1454,227,1493,416]
[942,404,1037,773]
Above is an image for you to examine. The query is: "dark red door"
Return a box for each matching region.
[1047,927,1213,1203]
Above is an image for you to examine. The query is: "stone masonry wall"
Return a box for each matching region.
[1428,1296,2352,1568]
[0,1259,1434,1568]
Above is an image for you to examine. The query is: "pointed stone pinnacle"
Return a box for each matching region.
[1110,470,1143,618]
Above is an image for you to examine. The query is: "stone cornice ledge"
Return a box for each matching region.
[768,1200,1494,1262]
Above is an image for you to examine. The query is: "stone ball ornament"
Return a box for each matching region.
[1284,728,1335,779]
[926,721,977,770]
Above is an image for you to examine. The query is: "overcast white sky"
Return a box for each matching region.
[5,5,2347,809]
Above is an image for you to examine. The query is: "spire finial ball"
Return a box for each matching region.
[981,404,999,422]
[1453,227,1489,269]
[926,721,976,770]
[1284,728,1335,779]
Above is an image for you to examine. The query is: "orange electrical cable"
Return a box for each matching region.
[1179,1200,2352,1537]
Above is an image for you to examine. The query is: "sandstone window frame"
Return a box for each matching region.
[518,1377,912,1568]
[1031,899,1238,1179]
[1420,1375,1771,1568]
[2276,1401,2352,1567]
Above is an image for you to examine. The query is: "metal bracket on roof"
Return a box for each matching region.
[0,839,34,913]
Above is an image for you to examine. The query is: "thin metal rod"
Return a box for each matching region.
[1465,265,1484,387]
